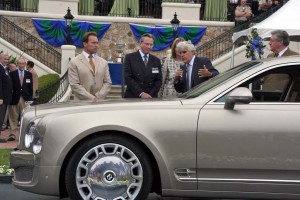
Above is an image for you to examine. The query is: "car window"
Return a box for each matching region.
[180,61,261,99]
[216,65,300,103]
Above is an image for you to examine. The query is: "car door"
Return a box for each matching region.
[196,64,300,195]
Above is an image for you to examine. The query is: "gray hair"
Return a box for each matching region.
[176,41,196,53]
[271,30,290,46]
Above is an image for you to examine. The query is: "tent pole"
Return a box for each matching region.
[230,44,235,69]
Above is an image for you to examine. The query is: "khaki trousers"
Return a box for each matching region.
[8,97,25,136]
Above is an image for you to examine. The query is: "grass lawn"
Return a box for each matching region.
[0,148,12,166]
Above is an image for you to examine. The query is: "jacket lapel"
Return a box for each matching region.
[80,53,94,74]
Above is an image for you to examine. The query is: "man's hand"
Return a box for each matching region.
[175,69,183,80]
[141,93,152,99]
[0,99,3,105]
[198,65,212,78]
[92,96,100,103]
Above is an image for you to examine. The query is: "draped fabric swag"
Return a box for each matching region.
[32,19,111,47]
[129,23,207,51]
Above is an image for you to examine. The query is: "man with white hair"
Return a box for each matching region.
[0,54,13,143]
[174,41,219,93]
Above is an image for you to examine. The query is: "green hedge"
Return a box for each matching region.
[36,74,60,104]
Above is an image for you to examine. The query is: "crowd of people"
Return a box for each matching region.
[0,55,38,143]
[231,0,285,24]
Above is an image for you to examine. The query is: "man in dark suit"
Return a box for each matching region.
[8,57,33,141]
[0,54,13,143]
[124,33,162,98]
[174,41,219,93]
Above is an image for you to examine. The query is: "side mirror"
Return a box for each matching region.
[224,87,253,110]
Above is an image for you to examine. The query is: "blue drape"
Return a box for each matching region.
[129,23,207,51]
[32,18,111,47]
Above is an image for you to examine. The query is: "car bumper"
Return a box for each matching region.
[10,150,61,196]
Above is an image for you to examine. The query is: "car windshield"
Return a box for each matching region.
[179,61,262,99]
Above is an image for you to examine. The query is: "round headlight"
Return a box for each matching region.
[25,122,36,148]
[33,139,42,154]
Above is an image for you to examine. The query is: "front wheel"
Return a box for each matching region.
[65,134,153,200]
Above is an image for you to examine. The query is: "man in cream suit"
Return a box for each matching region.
[68,32,112,102]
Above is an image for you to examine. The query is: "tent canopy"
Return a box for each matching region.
[232,0,300,43]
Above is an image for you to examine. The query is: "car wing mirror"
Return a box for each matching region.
[224,87,253,110]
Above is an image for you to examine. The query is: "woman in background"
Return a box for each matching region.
[160,37,185,98]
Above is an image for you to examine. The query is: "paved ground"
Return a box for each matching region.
[0,127,19,149]
[0,180,203,200]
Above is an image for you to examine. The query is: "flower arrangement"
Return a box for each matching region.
[0,165,14,175]
[245,28,266,60]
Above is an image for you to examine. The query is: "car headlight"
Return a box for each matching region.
[33,138,42,154]
[24,118,41,149]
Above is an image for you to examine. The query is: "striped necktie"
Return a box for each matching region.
[143,55,148,66]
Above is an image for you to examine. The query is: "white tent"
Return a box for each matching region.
[232,0,300,43]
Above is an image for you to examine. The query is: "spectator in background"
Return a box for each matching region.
[160,37,185,98]
[258,0,272,14]
[8,58,33,141]
[0,54,13,143]
[235,0,252,25]
[2,63,17,131]
[174,41,219,93]
[229,0,239,21]
[26,61,38,99]
[124,33,162,98]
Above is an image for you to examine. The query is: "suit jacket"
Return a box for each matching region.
[68,53,112,101]
[0,64,13,105]
[263,48,299,90]
[267,48,299,58]
[10,69,33,105]
[174,56,219,93]
[124,51,162,98]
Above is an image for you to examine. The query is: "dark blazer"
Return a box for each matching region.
[174,56,219,93]
[124,51,162,98]
[267,48,299,58]
[0,64,13,105]
[10,70,33,105]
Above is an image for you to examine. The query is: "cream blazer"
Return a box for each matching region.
[30,68,39,98]
[68,53,112,101]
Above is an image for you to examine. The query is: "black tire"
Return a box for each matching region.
[65,134,153,200]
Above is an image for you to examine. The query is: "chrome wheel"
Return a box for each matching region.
[66,135,152,200]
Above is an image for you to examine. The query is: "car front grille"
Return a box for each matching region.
[14,166,34,182]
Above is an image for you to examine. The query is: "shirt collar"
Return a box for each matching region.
[83,51,94,60]
[278,46,288,57]
[187,55,196,67]
[139,50,148,59]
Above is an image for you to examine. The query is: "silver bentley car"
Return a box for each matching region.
[10,56,300,200]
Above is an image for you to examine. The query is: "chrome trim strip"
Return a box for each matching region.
[178,177,300,184]
[197,178,300,184]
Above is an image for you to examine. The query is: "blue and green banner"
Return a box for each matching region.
[32,18,111,47]
[129,23,207,51]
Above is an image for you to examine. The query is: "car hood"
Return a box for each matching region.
[26,98,183,117]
